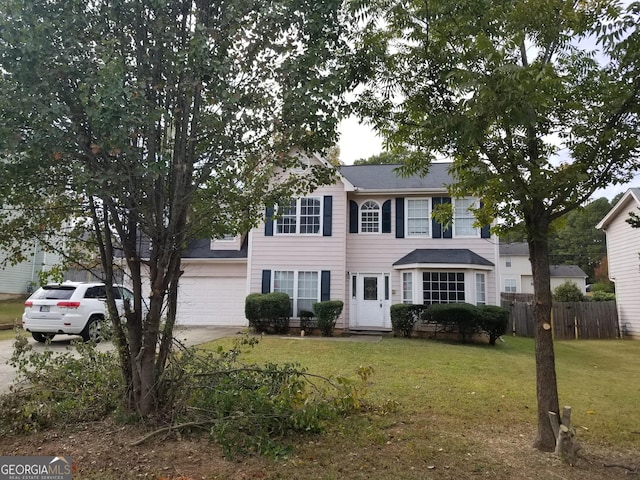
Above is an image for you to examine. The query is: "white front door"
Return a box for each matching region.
[351,273,390,329]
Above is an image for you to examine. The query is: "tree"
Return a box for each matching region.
[353,151,406,164]
[548,197,612,281]
[0,0,347,416]
[348,0,640,451]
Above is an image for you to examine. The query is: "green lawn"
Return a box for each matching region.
[204,335,640,451]
[0,298,26,340]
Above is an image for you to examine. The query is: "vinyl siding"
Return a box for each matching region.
[603,200,640,338]
[249,182,348,325]
[346,194,498,307]
[0,247,60,296]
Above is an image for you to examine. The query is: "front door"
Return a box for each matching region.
[351,273,390,329]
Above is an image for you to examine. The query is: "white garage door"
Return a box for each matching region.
[177,276,247,326]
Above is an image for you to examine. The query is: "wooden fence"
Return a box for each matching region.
[500,294,619,340]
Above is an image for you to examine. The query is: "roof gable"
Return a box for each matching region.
[596,188,640,230]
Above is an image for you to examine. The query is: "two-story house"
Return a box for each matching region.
[175,158,500,330]
[499,242,588,295]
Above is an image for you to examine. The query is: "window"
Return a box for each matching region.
[504,278,517,293]
[454,197,478,237]
[476,273,486,305]
[360,200,380,233]
[505,256,512,267]
[402,272,413,304]
[406,199,430,237]
[276,197,321,235]
[273,270,319,317]
[422,271,465,304]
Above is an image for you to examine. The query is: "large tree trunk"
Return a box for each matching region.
[528,215,560,451]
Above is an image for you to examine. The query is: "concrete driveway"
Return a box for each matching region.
[0,325,243,394]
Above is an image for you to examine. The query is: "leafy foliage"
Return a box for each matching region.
[245,292,291,334]
[390,304,425,337]
[0,334,123,435]
[553,281,585,302]
[0,0,349,415]
[312,300,344,337]
[346,0,640,451]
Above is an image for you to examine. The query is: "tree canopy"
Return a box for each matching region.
[0,0,348,415]
[347,0,640,451]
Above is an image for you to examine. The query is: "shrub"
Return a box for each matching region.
[245,292,291,333]
[590,291,616,302]
[422,303,479,342]
[476,305,509,345]
[313,300,344,336]
[299,310,315,331]
[390,304,424,337]
[553,281,585,302]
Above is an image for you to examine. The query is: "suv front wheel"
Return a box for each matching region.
[80,315,102,343]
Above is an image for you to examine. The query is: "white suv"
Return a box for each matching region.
[22,282,134,343]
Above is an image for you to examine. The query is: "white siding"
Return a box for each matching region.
[0,246,61,296]
[603,198,640,338]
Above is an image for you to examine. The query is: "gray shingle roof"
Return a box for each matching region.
[499,242,529,255]
[393,249,494,266]
[550,265,587,278]
[339,162,453,191]
[182,237,248,259]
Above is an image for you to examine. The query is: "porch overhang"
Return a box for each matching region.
[392,249,494,270]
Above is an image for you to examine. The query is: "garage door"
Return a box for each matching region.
[177,276,247,326]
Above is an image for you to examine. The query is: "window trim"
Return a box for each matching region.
[272,270,321,318]
[402,272,413,304]
[405,198,431,238]
[475,273,486,305]
[504,278,517,293]
[453,197,480,238]
[360,200,381,234]
[274,196,323,236]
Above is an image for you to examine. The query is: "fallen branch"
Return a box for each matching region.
[603,463,640,474]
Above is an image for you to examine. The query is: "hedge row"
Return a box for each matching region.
[245,294,343,336]
[390,303,509,345]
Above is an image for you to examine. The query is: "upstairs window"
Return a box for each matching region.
[276,197,321,235]
[406,199,430,237]
[454,197,478,237]
[360,200,381,233]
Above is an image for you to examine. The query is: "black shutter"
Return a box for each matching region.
[321,271,331,301]
[323,196,333,236]
[432,197,452,238]
[349,200,359,234]
[382,200,391,233]
[432,197,442,238]
[396,197,405,238]
[261,270,271,293]
[442,197,452,238]
[480,200,491,238]
[264,207,274,236]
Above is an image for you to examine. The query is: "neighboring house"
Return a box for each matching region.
[596,188,640,339]
[0,240,60,298]
[499,242,588,294]
[175,158,501,330]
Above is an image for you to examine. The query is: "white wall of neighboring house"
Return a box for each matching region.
[597,189,640,339]
[0,242,60,297]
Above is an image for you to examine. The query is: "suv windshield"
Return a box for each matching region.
[31,286,76,300]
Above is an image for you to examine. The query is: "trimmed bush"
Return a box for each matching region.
[476,305,509,345]
[553,281,585,302]
[422,303,479,342]
[390,304,425,337]
[299,310,316,331]
[590,291,616,302]
[245,292,291,333]
[313,300,344,337]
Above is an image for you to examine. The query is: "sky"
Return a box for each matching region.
[337,117,638,202]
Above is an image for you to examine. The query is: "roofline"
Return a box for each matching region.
[596,188,640,230]
[350,188,449,195]
[181,258,247,264]
[393,263,493,270]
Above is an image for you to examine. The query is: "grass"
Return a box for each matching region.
[203,335,640,454]
[0,298,26,340]
[194,337,640,479]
